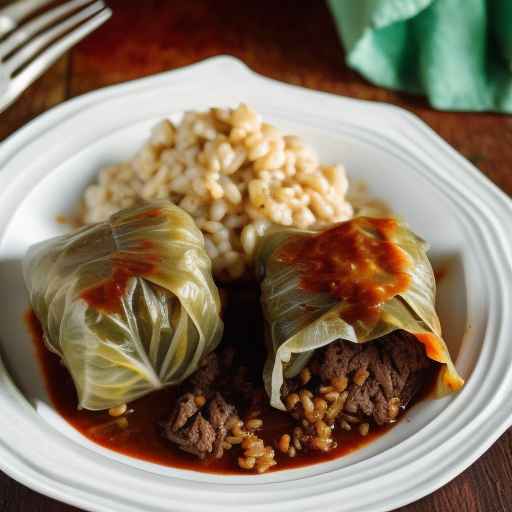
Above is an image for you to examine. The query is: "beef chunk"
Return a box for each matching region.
[167,393,199,432]
[320,341,360,381]
[344,378,390,424]
[164,413,216,459]
[208,393,237,431]
[400,370,427,406]
[162,391,238,460]
[315,330,433,425]
[162,348,242,460]
[208,393,238,458]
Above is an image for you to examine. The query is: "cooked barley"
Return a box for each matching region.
[108,404,127,417]
[339,419,352,431]
[246,418,263,430]
[194,395,206,407]
[331,376,348,392]
[359,423,370,436]
[388,397,401,419]
[286,393,300,410]
[116,417,129,429]
[79,104,353,280]
[324,391,340,402]
[353,368,370,386]
[245,446,266,458]
[311,437,332,452]
[238,456,256,470]
[278,434,291,453]
[300,367,311,385]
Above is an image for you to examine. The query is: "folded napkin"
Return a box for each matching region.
[328,0,512,112]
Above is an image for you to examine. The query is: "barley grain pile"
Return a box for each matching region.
[81,104,353,279]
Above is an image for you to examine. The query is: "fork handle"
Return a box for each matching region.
[0,0,54,37]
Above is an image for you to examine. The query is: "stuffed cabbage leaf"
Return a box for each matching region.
[255,217,464,410]
[23,201,223,410]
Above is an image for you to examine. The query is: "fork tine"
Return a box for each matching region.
[1,0,94,59]
[4,1,106,75]
[0,0,54,28]
[6,8,111,110]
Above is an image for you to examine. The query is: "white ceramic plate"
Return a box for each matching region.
[0,57,511,512]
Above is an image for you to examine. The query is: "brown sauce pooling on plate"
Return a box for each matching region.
[27,285,435,475]
[276,217,411,324]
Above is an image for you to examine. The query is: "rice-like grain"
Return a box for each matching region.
[331,376,348,392]
[313,397,328,414]
[244,446,265,458]
[194,395,206,407]
[300,367,311,385]
[388,397,401,419]
[108,404,127,417]
[324,391,340,402]
[79,104,353,280]
[311,437,332,452]
[116,417,129,429]
[256,462,275,473]
[301,394,315,414]
[238,456,256,470]
[314,420,331,439]
[241,437,263,450]
[246,418,263,430]
[278,434,291,453]
[232,419,276,473]
[339,419,352,431]
[286,393,300,410]
[359,422,370,436]
[353,368,370,386]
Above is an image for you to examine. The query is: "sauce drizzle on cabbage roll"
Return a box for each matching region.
[276,218,412,324]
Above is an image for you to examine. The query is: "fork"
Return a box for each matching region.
[0,0,112,113]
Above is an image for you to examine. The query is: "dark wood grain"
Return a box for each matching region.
[1,1,511,510]
[0,54,69,140]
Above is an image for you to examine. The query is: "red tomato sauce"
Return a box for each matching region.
[80,207,167,314]
[276,218,411,324]
[25,284,419,475]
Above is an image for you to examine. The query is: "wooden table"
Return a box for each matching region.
[1,1,511,510]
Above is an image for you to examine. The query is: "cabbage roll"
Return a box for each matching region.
[23,201,223,410]
[255,217,464,411]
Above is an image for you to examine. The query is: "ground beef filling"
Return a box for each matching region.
[312,330,433,425]
[161,349,252,459]
[163,392,237,459]
[162,330,434,463]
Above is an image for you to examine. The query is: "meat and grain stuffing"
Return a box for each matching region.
[161,330,434,469]
[314,331,432,425]
[162,350,277,472]
[163,393,237,459]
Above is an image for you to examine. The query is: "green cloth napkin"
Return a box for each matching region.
[327,0,512,112]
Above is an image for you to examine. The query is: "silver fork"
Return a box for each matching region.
[0,0,112,113]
